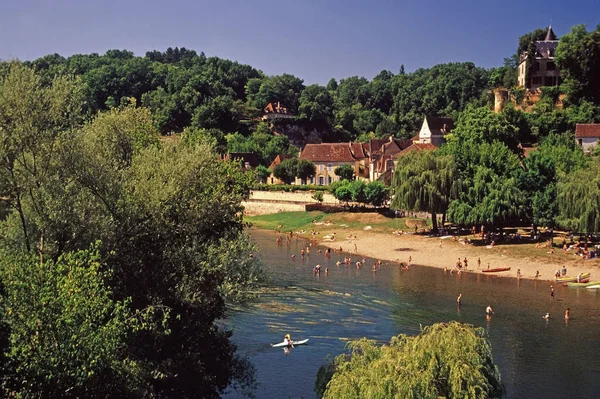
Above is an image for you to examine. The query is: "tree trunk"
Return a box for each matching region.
[431,212,438,233]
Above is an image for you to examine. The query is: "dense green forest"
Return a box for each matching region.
[1,22,600,398]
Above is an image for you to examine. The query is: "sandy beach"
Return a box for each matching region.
[286,228,600,283]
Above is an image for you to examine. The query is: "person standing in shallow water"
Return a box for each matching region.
[457,294,462,306]
[550,286,555,299]
[565,308,570,320]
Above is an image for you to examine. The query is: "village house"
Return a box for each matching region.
[368,136,413,182]
[410,116,454,147]
[267,154,295,184]
[222,152,259,170]
[298,143,367,185]
[517,27,560,89]
[575,124,600,152]
[262,102,295,121]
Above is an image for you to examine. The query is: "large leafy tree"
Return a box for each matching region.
[334,164,354,181]
[0,66,263,397]
[391,151,461,232]
[557,161,600,232]
[516,133,587,227]
[316,322,503,399]
[0,246,146,398]
[555,24,600,104]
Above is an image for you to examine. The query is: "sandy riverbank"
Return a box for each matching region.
[270,227,600,283]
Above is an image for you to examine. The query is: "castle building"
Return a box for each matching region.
[517,26,560,89]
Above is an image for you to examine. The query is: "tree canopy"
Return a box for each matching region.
[317,322,503,399]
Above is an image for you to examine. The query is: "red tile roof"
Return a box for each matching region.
[299,143,357,163]
[576,124,600,138]
[393,143,437,158]
[268,154,294,170]
[350,142,367,159]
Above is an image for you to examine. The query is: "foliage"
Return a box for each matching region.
[334,164,354,181]
[510,87,526,105]
[317,321,503,399]
[226,126,297,166]
[296,159,317,182]
[391,151,461,231]
[0,68,263,397]
[0,246,147,398]
[273,158,298,184]
[255,165,271,183]
[364,181,389,207]
[312,190,325,202]
[252,184,325,192]
[557,161,600,232]
[555,24,600,104]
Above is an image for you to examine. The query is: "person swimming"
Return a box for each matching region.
[543,313,550,320]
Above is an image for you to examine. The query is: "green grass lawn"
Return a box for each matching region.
[245,211,431,234]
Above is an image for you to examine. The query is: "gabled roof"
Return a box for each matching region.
[299,143,357,163]
[576,124,600,138]
[224,152,259,168]
[350,142,367,159]
[425,116,454,133]
[393,143,437,158]
[268,154,294,170]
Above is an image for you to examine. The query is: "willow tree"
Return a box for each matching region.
[317,321,503,399]
[391,150,461,232]
[557,162,600,232]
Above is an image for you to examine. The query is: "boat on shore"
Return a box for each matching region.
[556,273,591,283]
[482,267,511,273]
[567,280,599,288]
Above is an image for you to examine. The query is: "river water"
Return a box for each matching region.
[223,230,600,399]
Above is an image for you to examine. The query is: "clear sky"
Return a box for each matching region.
[1,0,598,84]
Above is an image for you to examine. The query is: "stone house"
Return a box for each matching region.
[262,102,295,121]
[517,27,560,89]
[575,124,600,152]
[368,136,413,181]
[410,116,454,147]
[298,143,367,185]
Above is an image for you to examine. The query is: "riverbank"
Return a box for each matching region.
[248,211,600,283]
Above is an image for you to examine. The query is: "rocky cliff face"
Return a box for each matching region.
[270,120,324,148]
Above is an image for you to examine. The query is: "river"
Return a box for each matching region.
[223,230,600,398]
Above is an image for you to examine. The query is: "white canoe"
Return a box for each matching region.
[586,284,600,289]
[271,339,309,348]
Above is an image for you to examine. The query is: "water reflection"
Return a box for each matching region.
[224,231,600,399]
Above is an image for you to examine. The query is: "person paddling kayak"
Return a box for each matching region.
[284,334,294,347]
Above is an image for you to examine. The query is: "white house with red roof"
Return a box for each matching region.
[411,116,454,146]
[575,124,600,152]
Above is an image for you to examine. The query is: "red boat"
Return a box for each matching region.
[482,267,511,273]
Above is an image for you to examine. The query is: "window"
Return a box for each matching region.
[578,139,583,147]
[318,176,324,185]
[545,76,556,86]
[328,176,333,184]
[532,77,541,85]
[547,61,555,71]
[327,163,332,172]
[535,62,540,71]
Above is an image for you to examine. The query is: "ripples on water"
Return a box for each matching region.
[223,231,600,399]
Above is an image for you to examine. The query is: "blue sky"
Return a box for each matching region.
[1,0,598,83]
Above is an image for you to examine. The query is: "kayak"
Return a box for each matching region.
[556,273,591,283]
[567,280,599,287]
[482,267,511,273]
[271,339,309,348]
[586,284,600,289]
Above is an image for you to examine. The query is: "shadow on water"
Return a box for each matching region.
[223,230,600,399]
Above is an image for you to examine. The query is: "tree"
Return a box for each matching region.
[555,24,600,104]
[0,62,84,253]
[296,159,316,183]
[316,322,503,399]
[391,151,461,232]
[273,158,298,184]
[0,246,146,397]
[334,164,354,181]
[364,181,389,207]
[299,84,334,127]
[451,105,520,151]
[557,161,600,232]
[516,133,587,227]
[255,165,271,183]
